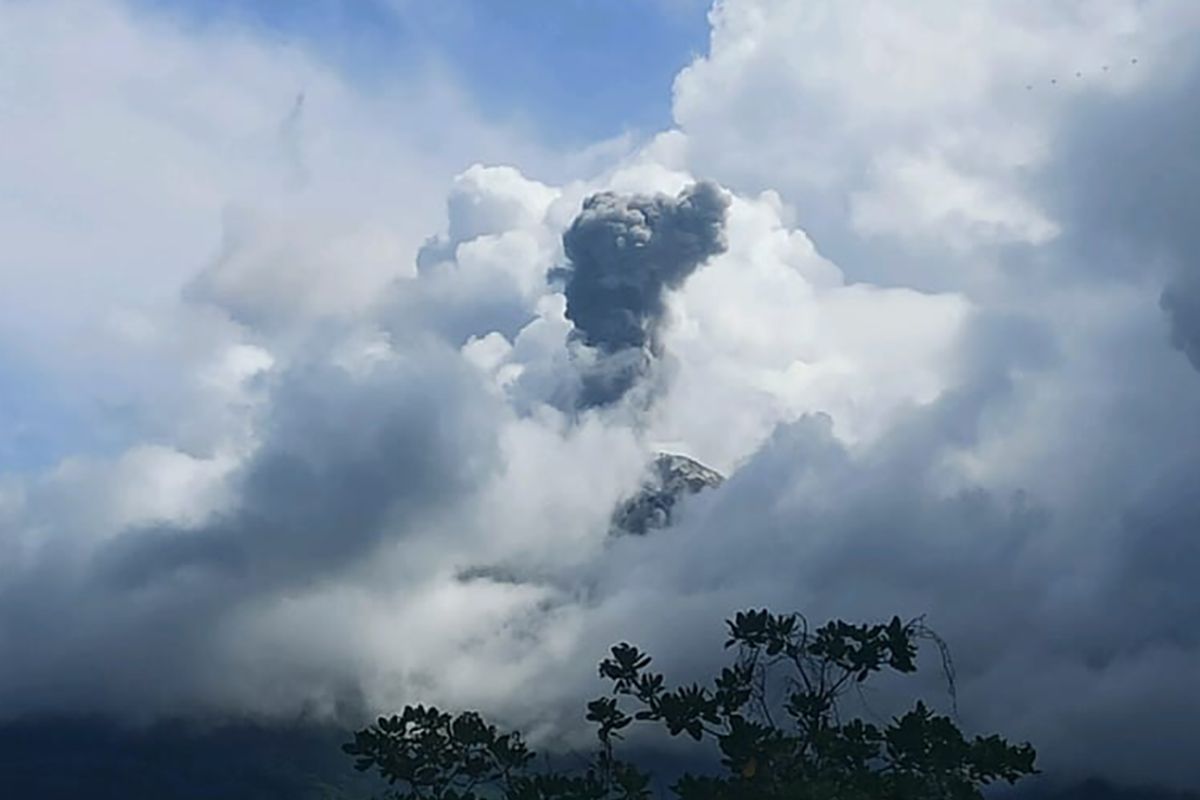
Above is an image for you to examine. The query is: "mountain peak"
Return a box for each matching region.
[611,452,724,536]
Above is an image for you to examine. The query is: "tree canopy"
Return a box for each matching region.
[345,609,1037,799]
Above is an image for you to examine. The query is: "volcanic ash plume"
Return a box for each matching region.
[556,181,729,407]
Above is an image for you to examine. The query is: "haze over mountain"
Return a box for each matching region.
[4,0,1200,796]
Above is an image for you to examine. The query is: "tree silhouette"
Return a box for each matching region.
[344,609,1037,799]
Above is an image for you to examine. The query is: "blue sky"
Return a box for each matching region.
[0,349,85,472]
[137,0,711,145]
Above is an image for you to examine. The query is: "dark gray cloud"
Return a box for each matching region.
[1161,275,1200,370]
[98,348,498,592]
[588,358,1200,790]
[1034,51,1200,371]
[556,181,729,405]
[0,335,503,718]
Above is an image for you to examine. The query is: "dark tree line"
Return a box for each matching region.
[345,609,1037,799]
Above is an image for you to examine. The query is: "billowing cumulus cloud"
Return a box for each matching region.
[5,0,1200,795]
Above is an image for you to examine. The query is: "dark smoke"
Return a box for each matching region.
[1161,276,1200,371]
[556,181,729,406]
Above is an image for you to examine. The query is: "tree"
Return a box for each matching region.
[344,609,1037,799]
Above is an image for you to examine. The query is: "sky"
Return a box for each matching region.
[4,0,1200,794]
[134,0,710,145]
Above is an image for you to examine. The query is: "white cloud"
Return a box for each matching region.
[652,189,969,469]
[0,0,548,457]
[672,0,1199,288]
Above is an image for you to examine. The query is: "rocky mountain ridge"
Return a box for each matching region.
[611,452,724,535]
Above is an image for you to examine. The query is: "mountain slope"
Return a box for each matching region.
[611,452,724,535]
